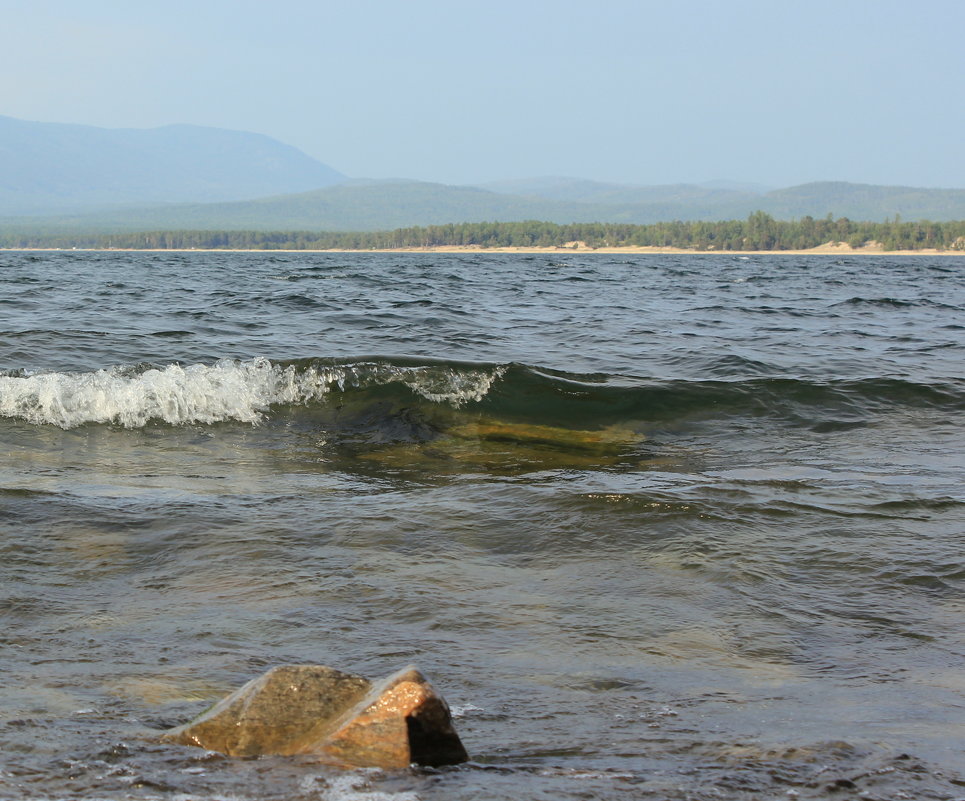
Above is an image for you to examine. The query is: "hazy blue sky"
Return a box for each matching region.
[3,0,963,187]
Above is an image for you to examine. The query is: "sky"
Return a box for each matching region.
[3,0,964,188]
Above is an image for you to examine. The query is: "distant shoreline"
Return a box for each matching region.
[2,244,962,256]
[5,216,963,254]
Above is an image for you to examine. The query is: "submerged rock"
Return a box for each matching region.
[161,664,468,769]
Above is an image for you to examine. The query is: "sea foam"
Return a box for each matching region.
[0,358,503,429]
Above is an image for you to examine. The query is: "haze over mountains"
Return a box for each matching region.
[0,115,344,214]
[3,115,965,231]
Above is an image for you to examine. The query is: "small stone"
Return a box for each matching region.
[161,664,468,769]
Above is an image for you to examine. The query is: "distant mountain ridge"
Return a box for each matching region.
[2,114,964,231]
[478,176,965,222]
[8,179,965,233]
[0,115,344,214]
[476,176,769,205]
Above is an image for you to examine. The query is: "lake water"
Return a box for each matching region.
[1,251,963,800]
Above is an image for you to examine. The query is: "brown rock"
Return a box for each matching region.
[321,667,469,768]
[161,664,468,769]
[161,665,371,757]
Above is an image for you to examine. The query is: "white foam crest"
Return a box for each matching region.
[0,359,505,429]
[316,775,420,801]
[449,702,485,718]
[399,365,505,406]
[308,361,504,406]
[0,358,334,429]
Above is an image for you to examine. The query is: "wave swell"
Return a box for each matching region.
[1,356,962,430]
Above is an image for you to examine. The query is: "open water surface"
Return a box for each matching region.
[1,251,964,800]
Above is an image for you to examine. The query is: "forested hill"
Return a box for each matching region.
[5,179,965,233]
[763,182,965,222]
[0,115,345,214]
[479,177,965,224]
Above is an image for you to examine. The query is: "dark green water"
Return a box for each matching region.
[1,252,964,800]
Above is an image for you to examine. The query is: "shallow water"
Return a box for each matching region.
[1,251,964,800]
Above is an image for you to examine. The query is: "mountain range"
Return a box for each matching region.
[0,114,344,215]
[2,115,964,231]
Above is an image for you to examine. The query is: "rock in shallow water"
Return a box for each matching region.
[160,664,468,769]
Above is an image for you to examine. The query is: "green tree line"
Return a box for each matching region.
[2,214,964,252]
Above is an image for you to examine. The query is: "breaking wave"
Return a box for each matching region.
[1,355,962,431]
[0,357,505,429]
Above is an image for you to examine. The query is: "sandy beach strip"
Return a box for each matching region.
[1,241,962,256]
